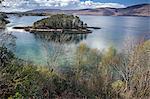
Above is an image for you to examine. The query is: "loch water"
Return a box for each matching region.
[2,15,150,65]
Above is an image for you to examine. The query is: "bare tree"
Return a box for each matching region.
[111,38,150,98]
[33,32,87,72]
[0,31,16,50]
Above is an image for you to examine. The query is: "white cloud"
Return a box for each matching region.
[80,0,125,8]
[0,0,125,12]
[34,0,80,7]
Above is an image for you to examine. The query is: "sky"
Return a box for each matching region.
[0,0,149,12]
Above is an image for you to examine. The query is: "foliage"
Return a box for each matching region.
[112,80,125,91]
[0,13,9,28]
[0,47,14,67]
[0,40,149,98]
[33,14,88,29]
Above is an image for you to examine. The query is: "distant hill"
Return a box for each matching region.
[27,9,62,13]
[26,3,150,16]
[116,4,150,16]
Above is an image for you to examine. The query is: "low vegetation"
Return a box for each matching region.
[0,13,9,28]
[0,39,149,98]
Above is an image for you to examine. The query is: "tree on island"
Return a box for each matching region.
[33,14,88,29]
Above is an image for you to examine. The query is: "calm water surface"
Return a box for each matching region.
[4,15,150,65]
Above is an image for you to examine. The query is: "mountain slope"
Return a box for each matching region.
[26,3,150,16]
[116,4,150,16]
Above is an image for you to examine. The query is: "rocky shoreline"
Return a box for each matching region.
[13,14,101,34]
[13,26,93,34]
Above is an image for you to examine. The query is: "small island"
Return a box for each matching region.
[14,14,94,34]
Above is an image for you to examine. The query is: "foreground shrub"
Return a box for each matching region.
[0,40,149,98]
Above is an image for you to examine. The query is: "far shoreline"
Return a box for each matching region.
[5,12,150,17]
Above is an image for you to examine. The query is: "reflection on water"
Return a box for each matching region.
[4,15,150,65]
[33,32,88,44]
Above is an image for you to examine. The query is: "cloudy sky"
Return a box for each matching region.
[0,0,149,12]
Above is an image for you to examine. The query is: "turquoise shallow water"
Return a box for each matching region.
[4,15,150,65]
